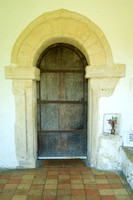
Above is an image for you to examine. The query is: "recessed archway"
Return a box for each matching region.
[5,9,125,168]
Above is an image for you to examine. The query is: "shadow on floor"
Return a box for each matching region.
[43,159,85,168]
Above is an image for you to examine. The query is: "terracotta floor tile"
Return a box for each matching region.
[43,189,57,197]
[111,183,124,189]
[45,184,57,189]
[70,171,81,175]
[58,184,71,189]
[82,172,93,176]
[22,175,34,179]
[45,180,58,185]
[58,175,70,179]
[57,195,71,200]
[99,189,114,195]
[81,167,92,171]
[71,179,83,184]
[83,179,95,184]
[14,189,29,195]
[83,179,96,184]
[71,175,82,179]
[57,189,71,195]
[32,178,45,184]
[95,175,107,179]
[27,196,42,200]
[11,195,27,200]
[101,195,117,200]
[82,175,94,179]
[72,195,86,200]
[92,170,105,175]
[47,175,58,179]
[58,179,70,184]
[3,184,18,190]
[0,184,5,189]
[0,195,12,200]
[35,175,47,179]
[86,196,101,200]
[34,174,46,178]
[70,168,82,171]
[33,173,46,177]
[28,189,42,196]
[115,195,131,200]
[48,168,59,171]
[18,183,31,190]
[59,171,70,175]
[0,179,8,184]
[113,189,129,195]
[48,171,59,175]
[0,175,11,179]
[0,189,16,195]
[8,179,20,184]
[59,167,71,171]
[106,174,119,179]
[81,171,93,175]
[71,184,84,189]
[0,161,132,200]
[11,175,23,179]
[43,197,56,200]
[72,189,85,195]
[96,179,108,184]
[108,179,121,183]
[20,179,33,184]
[25,170,37,175]
[85,189,99,196]
[84,184,97,189]
[97,184,111,189]
[30,184,44,190]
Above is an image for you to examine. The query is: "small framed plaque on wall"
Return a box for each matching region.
[103,113,120,135]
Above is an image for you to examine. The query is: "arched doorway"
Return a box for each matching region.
[37,43,88,159]
[5,9,125,168]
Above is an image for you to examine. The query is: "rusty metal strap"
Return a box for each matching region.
[37,100,87,104]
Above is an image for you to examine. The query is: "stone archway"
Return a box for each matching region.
[5,9,125,168]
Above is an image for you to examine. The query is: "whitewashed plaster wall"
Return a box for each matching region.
[121,148,133,190]
[0,0,133,168]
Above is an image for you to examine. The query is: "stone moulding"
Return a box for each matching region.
[5,66,40,81]
[4,9,126,169]
[85,64,126,78]
[10,9,114,67]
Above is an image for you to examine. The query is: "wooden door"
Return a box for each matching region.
[37,43,88,159]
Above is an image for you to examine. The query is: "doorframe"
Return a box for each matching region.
[5,9,125,168]
[37,43,88,159]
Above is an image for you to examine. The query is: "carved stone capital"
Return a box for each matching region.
[12,80,33,95]
[89,78,119,97]
[5,66,40,81]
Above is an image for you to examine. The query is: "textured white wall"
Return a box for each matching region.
[97,135,122,170]
[121,148,133,189]
[0,0,133,167]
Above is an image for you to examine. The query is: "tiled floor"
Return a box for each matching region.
[0,159,133,200]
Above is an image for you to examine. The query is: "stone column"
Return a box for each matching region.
[85,64,125,167]
[87,79,99,167]
[87,78,120,167]
[5,66,40,168]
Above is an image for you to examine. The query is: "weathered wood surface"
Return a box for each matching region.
[37,44,87,157]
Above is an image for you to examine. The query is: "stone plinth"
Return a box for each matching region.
[97,135,122,170]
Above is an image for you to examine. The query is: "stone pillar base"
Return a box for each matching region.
[17,158,37,169]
